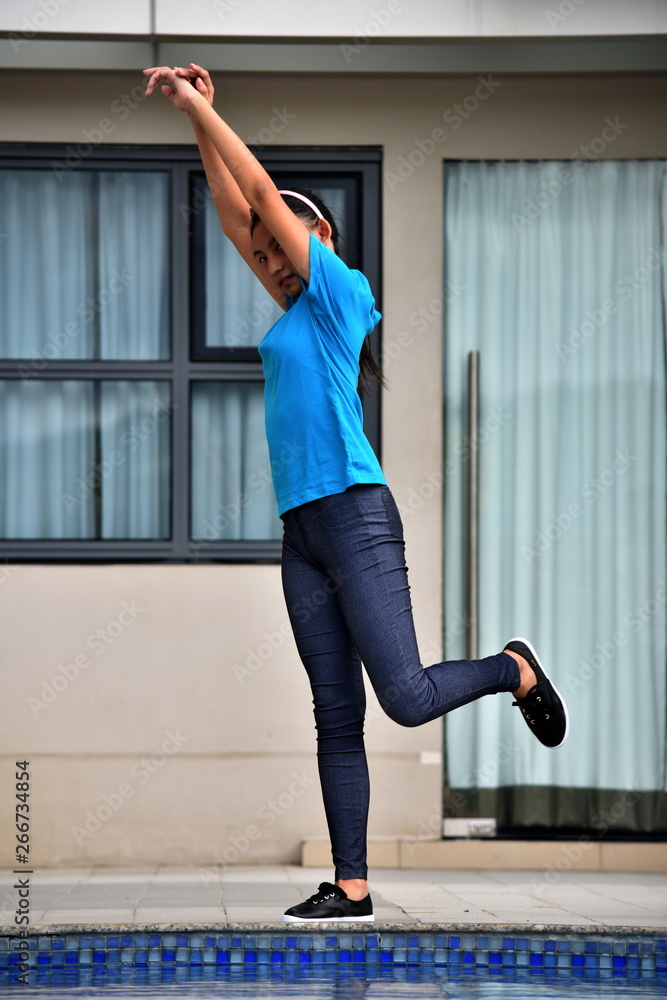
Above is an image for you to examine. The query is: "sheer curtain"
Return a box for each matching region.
[190,382,281,541]
[443,160,666,827]
[0,169,170,539]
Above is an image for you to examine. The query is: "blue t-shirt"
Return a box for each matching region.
[258,234,386,515]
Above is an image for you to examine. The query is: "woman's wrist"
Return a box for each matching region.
[184,91,208,125]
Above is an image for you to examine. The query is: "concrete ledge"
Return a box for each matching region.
[302,838,667,873]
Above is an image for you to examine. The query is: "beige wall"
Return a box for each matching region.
[1,71,666,867]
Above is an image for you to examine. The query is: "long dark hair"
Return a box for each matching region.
[250,187,387,395]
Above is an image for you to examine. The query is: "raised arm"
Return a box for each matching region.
[144,65,314,285]
[153,64,286,308]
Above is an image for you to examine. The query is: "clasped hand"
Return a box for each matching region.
[143,62,214,116]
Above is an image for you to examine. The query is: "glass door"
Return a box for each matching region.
[442,159,667,835]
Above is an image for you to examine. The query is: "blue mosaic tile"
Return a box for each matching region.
[1,930,665,978]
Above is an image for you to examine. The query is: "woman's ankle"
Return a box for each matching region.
[335,877,368,901]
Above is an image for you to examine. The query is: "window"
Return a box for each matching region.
[0,145,382,562]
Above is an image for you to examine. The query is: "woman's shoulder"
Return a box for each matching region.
[308,234,371,302]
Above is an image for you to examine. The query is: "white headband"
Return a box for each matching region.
[278,189,324,220]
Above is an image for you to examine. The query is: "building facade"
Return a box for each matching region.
[1,1,666,867]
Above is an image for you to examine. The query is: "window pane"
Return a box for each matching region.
[190,382,281,540]
[0,380,171,539]
[0,170,170,362]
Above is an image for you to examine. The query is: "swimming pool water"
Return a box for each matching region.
[1,965,666,999]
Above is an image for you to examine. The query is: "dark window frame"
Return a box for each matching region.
[0,143,383,564]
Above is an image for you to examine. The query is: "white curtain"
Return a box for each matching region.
[99,381,171,539]
[0,169,171,539]
[190,382,281,540]
[0,169,168,361]
[0,379,170,540]
[0,380,94,538]
[443,160,667,795]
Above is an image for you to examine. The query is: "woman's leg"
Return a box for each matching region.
[281,526,370,882]
[299,485,522,727]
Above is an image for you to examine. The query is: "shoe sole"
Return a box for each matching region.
[508,636,570,749]
[282,914,375,923]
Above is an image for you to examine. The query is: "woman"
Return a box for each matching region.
[143,64,569,923]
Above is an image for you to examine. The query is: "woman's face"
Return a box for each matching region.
[251,217,333,297]
[251,220,303,297]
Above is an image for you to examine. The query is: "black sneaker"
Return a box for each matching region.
[505,637,569,749]
[282,882,374,923]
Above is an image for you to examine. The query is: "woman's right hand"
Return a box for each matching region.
[175,63,215,113]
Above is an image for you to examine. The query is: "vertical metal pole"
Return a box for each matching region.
[467,351,480,660]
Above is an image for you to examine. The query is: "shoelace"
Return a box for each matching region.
[309,882,341,904]
[513,692,551,724]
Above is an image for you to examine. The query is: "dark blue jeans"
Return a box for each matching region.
[280,483,520,880]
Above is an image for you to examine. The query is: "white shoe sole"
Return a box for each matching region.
[281,913,375,923]
[508,635,570,749]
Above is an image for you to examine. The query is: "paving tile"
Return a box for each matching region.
[41,909,136,922]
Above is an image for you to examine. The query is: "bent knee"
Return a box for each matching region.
[382,701,426,728]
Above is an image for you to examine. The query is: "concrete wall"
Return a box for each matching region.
[1,70,666,867]
[1,0,665,38]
